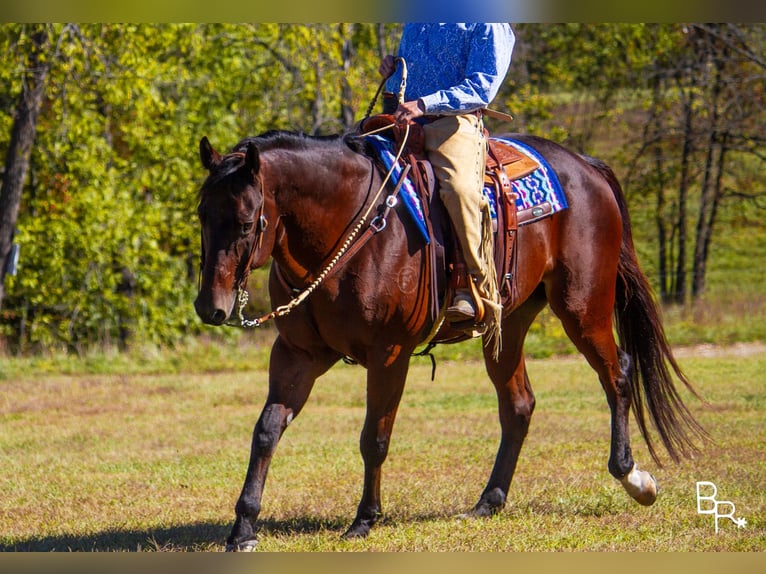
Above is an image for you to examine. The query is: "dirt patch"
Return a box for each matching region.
[532,341,766,364]
[671,342,766,358]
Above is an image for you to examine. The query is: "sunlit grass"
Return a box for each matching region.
[1,348,764,551]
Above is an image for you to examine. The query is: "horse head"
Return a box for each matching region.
[194,136,274,325]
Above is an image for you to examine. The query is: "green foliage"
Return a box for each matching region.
[0,23,387,352]
[0,23,763,354]
[3,25,204,350]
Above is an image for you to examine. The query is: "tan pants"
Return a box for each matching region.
[424,113,502,354]
[423,114,495,294]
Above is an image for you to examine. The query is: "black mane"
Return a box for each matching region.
[230,130,351,153]
[200,129,372,197]
[233,129,371,157]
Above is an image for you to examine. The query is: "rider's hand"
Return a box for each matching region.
[379,55,396,78]
[394,100,425,125]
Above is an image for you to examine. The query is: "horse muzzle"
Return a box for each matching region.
[194,289,236,326]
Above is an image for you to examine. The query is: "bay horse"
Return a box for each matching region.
[194,128,707,551]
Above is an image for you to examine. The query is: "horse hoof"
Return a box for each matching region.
[458,503,495,519]
[342,515,377,539]
[341,525,370,540]
[225,539,258,552]
[458,488,506,519]
[620,464,658,506]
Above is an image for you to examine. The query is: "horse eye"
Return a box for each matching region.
[241,222,254,235]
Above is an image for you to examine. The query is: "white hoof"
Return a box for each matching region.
[620,464,658,506]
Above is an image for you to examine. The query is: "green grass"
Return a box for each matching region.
[1,347,764,551]
[0,332,274,381]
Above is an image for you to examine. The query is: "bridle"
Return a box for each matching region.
[231,128,411,329]
[233,165,269,295]
[197,151,268,315]
[199,58,411,328]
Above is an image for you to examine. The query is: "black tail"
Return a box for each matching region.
[583,155,709,465]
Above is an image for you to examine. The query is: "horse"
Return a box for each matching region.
[194,128,707,551]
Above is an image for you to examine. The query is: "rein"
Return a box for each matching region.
[229,59,411,328]
[234,125,410,328]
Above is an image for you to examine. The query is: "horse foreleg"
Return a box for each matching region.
[226,337,339,551]
[226,401,292,551]
[342,356,410,539]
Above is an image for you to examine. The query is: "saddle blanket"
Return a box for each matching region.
[366,135,568,244]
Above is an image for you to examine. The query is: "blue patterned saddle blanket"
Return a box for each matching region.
[366,135,568,244]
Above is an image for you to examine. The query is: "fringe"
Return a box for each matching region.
[476,199,503,360]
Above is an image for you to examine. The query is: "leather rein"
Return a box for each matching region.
[223,126,410,329]
[201,60,410,328]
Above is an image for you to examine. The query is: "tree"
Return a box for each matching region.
[1,23,219,351]
[0,23,390,352]
[1,23,762,352]
[505,23,653,147]
[631,24,766,303]
[689,24,766,298]
[0,24,50,311]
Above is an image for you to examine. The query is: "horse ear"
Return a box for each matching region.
[245,142,260,176]
[199,136,221,170]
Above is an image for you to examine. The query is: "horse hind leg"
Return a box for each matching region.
[548,289,658,507]
[468,300,544,517]
[471,357,535,517]
[612,351,658,506]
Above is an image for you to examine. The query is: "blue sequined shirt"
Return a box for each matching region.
[385,23,515,115]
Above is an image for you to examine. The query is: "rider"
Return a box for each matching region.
[379,23,515,347]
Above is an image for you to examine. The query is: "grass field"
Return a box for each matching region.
[1,342,764,552]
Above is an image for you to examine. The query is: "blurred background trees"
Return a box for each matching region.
[0,23,763,354]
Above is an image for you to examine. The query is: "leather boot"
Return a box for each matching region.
[445,288,477,323]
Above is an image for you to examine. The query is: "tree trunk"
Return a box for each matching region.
[339,23,356,130]
[692,30,731,300]
[0,25,50,310]
[310,31,324,135]
[650,70,670,303]
[693,137,728,299]
[376,23,387,61]
[672,78,695,305]
[692,56,724,299]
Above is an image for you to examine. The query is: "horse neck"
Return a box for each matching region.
[263,145,376,280]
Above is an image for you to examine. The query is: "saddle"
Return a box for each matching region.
[484,137,539,306]
[360,113,543,312]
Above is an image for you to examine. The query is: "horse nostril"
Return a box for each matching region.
[211,309,227,324]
